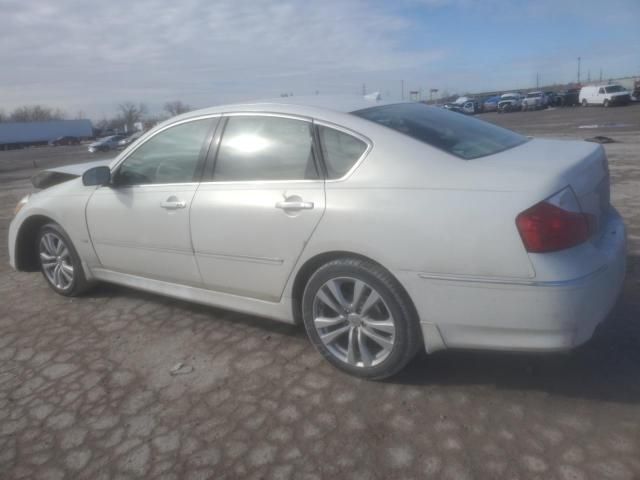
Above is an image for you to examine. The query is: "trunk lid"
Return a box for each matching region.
[479,138,610,235]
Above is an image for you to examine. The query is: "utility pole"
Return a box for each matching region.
[362,83,366,96]
[536,73,539,89]
[401,80,404,101]
[599,69,603,82]
[587,70,591,82]
[577,57,581,84]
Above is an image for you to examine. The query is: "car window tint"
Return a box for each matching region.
[115,119,211,185]
[214,116,317,181]
[352,103,528,160]
[318,126,367,179]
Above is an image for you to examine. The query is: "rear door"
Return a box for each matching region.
[190,114,325,301]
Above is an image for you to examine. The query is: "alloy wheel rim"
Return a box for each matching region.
[39,232,74,290]
[312,276,396,368]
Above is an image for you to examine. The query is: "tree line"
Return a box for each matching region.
[0,101,192,131]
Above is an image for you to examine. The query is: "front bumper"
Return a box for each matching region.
[400,210,626,353]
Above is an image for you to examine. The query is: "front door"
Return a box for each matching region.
[86,117,216,285]
[190,114,325,301]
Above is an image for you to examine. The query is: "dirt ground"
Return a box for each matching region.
[1,105,639,480]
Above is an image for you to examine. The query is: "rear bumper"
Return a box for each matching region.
[401,209,626,353]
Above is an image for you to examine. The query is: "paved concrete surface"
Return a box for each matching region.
[1,105,639,479]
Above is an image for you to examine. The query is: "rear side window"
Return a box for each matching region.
[214,116,317,181]
[317,126,367,179]
[352,103,527,160]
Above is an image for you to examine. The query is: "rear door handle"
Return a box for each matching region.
[275,200,314,210]
[160,198,187,209]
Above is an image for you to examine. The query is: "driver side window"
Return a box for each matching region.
[115,118,213,186]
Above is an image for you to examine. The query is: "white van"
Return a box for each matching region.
[579,84,631,107]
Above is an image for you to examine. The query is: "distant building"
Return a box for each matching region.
[0,119,93,149]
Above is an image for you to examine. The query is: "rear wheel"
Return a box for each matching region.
[37,223,91,296]
[302,258,422,380]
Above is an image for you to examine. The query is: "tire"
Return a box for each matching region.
[582,99,588,107]
[301,258,422,380]
[603,99,610,108]
[37,223,91,297]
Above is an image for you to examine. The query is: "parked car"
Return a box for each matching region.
[497,93,523,112]
[580,84,631,107]
[116,131,144,149]
[482,95,501,112]
[9,98,626,379]
[49,136,81,146]
[522,91,546,110]
[88,135,127,153]
[443,97,481,115]
[544,91,559,107]
[559,88,581,107]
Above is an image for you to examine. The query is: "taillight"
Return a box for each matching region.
[516,188,593,253]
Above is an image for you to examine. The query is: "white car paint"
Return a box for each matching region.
[9,97,626,364]
[579,84,631,106]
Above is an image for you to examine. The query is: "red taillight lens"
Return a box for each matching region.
[516,201,591,253]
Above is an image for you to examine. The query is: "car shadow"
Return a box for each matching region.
[84,256,640,403]
[392,254,640,404]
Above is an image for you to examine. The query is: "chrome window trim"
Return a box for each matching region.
[313,119,373,183]
[222,111,313,123]
[109,114,222,187]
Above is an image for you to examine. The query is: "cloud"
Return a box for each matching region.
[0,0,444,117]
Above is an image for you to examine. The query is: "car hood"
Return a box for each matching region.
[31,159,113,189]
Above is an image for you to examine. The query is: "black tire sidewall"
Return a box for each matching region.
[37,223,86,296]
[301,259,420,380]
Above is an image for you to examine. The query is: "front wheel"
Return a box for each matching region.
[582,99,588,107]
[38,223,91,296]
[302,258,422,380]
[603,99,610,108]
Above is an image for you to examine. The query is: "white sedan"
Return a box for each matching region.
[9,97,626,379]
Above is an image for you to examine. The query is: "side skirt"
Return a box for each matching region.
[90,268,295,324]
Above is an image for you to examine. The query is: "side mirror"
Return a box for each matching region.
[82,166,111,186]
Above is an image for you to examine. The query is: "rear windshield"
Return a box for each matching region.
[352,103,528,160]
[605,85,625,93]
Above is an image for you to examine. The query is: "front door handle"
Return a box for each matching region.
[275,200,314,210]
[160,197,187,209]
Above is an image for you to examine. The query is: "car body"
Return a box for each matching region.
[522,91,547,110]
[9,97,626,378]
[482,95,501,112]
[497,93,523,112]
[443,97,481,115]
[559,88,581,107]
[49,136,81,146]
[116,131,144,148]
[580,84,631,107]
[88,135,126,153]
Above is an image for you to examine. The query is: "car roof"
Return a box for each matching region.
[168,95,402,125]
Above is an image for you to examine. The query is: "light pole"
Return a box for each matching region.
[577,57,581,84]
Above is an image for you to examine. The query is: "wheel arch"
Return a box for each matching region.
[290,250,420,328]
[14,214,56,271]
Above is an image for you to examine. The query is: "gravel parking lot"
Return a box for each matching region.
[1,105,639,480]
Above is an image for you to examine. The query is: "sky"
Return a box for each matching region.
[1,0,639,120]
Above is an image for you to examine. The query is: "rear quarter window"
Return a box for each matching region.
[352,103,528,160]
[317,126,367,179]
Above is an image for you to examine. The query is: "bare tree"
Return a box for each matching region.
[164,100,191,117]
[9,105,66,122]
[118,102,147,132]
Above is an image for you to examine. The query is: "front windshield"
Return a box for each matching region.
[352,103,528,160]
